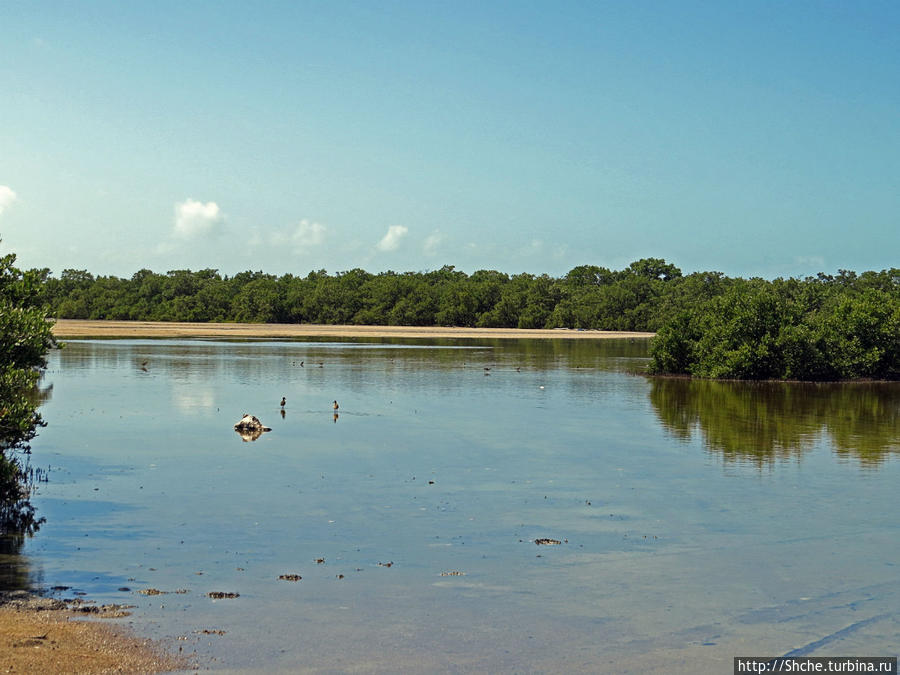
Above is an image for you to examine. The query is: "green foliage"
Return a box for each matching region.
[37,257,898,381]
[40,259,687,332]
[0,248,55,534]
[648,272,900,381]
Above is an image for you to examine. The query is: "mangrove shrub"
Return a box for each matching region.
[0,247,55,534]
[648,273,900,381]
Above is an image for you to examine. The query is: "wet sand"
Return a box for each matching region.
[0,592,186,674]
[51,319,655,340]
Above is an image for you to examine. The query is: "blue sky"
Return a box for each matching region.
[1,1,897,279]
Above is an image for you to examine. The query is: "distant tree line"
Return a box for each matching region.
[36,258,686,331]
[29,258,900,380]
[1,246,55,534]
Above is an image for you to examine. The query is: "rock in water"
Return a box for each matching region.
[234,414,271,441]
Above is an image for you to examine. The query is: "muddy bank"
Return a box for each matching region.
[51,319,654,341]
[0,590,187,674]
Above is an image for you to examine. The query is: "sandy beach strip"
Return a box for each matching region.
[52,319,655,340]
[0,593,186,674]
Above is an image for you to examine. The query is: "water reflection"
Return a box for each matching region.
[0,533,32,591]
[649,378,900,467]
[235,427,265,442]
[58,337,651,380]
[1,379,52,545]
[0,455,46,590]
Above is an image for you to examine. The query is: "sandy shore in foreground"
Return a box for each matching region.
[0,592,185,674]
[52,319,654,340]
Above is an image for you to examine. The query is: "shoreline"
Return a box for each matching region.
[0,591,186,674]
[51,319,655,340]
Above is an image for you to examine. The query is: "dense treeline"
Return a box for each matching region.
[1,247,55,534]
[36,258,687,330]
[648,271,899,380]
[30,258,900,380]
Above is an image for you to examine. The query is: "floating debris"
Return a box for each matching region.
[138,588,166,595]
[377,561,394,568]
[207,592,239,599]
[195,629,227,636]
[534,538,562,546]
[278,574,302,582]
[440,571,465,577]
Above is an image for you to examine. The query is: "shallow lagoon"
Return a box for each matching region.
[14,338,900,673]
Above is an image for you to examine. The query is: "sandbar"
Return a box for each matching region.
[52,319,655,340]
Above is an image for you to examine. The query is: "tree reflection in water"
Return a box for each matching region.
[649,378,899,467]
[0,382,52,591]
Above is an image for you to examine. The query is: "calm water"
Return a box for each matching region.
[9,338,900,673]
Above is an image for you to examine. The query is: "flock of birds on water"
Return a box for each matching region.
[138,355,542,442]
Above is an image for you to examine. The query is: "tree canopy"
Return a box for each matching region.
[647,272,900,381]
[31,258,900,381]
[39,258,687,331]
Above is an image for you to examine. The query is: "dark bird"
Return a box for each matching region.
[333,400,339,411]
[280,397,286,408]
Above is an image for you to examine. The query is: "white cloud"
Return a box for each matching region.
[516,238,543,257]
[267,219,327,253]
[376,225,408,252]
[291,219,326,248]
[423,230,444,256]
[794,255,825,269]
[174,199,222,239]
[0,185,17,216]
